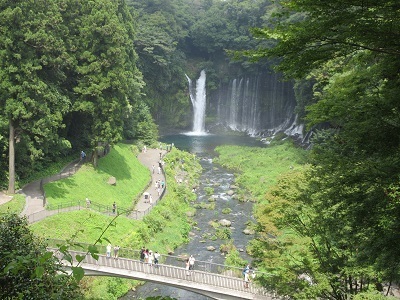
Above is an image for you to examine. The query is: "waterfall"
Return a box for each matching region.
[186,70,206,134]
[215,73,299,138]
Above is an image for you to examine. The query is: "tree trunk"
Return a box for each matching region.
[92,149,98,168]
[8,119,15,194]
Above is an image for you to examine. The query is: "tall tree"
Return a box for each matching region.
[63,0,144,166]
[0,0,71,193]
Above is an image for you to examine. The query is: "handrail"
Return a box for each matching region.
[45,238,266,278]
[49,248,276,298]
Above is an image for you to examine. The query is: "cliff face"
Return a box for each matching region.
[206,72,300,138]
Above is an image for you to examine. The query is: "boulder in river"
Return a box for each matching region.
[207,246,216,251]
[219,219,232,227]
[243,229,255,235]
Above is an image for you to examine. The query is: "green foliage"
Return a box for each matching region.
[221,207,232,214]
[224,245,247,270]
[204,186,214,196]
[215,227,231,240]
[0,213,82,299]
[214,143,308,203]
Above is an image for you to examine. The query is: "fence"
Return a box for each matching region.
[47,247,276,298]
[27,163,167,223]
[46,239,267,279]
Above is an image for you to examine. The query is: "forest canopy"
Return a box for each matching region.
[241,0,400,299]
[1,0,400,298]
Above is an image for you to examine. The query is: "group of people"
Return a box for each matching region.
[106,243,120,259]
[140,247,160,267]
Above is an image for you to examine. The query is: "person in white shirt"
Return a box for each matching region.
[189,255,195,270]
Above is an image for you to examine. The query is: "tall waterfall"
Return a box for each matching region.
[186,70,206,134]
[215,73,301,137]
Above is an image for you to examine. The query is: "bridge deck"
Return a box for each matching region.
[52,249,279,300]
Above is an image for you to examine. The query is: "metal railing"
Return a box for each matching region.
[46,239,264,278]
[48,248,277,299]
[27,163,167,223]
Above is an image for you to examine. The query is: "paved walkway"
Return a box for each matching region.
[135,148,167,213]
[0,148,167,221]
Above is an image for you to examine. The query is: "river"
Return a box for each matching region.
[121,133,265,300]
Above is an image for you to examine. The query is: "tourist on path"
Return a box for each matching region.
[154,251,160,267]
[140,247,145,262]
[106,244,112,258]
[189,255,195,270]
[112,202,117,214]
[114,245,120,259]
[244,269,250,288]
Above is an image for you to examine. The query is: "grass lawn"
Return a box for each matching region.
[30,210,137,246]
[0,194,26,215]
[44,143,149,210]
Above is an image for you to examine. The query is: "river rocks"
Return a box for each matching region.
[243,229,255,235]
[229,184,239,189]
[218,219,232,227]
[208,195,217,202]
[206,246,216,251]
[227,190,235,196]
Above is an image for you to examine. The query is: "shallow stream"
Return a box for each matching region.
[121,133,265,299]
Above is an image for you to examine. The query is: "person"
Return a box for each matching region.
[144,249,149,264]
[149,194,153,204]
[242,264,250,278]
[80,150,86,161]
[189,255,195,270]
[112,202,116,214]
[86,197,91,208]
[106,244,112,258]
[244,269,250,288]
[148,250,154,266]
[185,258,190,275]
[114,245,120,259]
[154,251,160,267]
[152,164,155,174]
[157,166,161,174]
[140,247,145,262]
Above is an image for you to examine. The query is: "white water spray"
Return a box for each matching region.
[185,70,206,134]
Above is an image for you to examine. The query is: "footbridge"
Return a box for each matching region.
[50,248,279,300]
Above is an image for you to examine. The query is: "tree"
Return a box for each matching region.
[243,0,400,298]
[0,0,71,193]
[0,213,82,299]
[63,0,144,166]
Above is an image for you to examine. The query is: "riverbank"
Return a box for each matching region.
[28,144,202,299]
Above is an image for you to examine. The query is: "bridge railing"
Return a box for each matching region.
[45,239,266,279]
[50,248,276,298]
